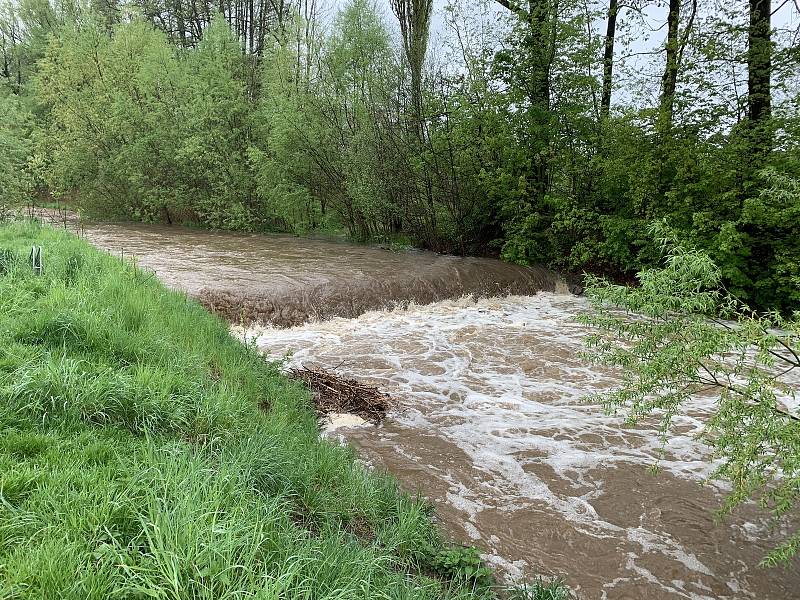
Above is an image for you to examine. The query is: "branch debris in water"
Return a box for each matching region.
[288,366,390,423]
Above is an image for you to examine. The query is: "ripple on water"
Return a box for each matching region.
[241,293,800,600]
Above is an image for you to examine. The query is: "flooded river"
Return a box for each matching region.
[81,221,799,599]
[81,222,560,325]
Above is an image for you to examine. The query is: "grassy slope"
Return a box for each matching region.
[0,221,500,600]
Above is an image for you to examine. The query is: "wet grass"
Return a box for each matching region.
[0,220,573,600]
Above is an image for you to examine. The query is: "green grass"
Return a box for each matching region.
[0,220,505,599]
[0,220,574,600]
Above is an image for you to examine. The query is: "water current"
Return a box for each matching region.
[79,220,799,599]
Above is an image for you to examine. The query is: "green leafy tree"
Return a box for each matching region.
[36,18,182,218]
[177,14,256,230]
[253,0,403,239]
[582,222,800,566]
[0,88,33,213]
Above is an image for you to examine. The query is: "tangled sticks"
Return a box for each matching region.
[288,366,391,424]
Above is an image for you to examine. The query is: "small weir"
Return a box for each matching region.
[82,222,563,326]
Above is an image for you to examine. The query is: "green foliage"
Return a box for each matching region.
[36,18,180,219]
[253,0,406,240]
[0,90,34,212]
[425,545,494,589]
[35,16,257,228]
[737,169,800,312]
[507,578,575,600]
[178,15,255,229]
[581,222,800,566]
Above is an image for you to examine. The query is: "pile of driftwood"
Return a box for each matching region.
[288,365,390,423]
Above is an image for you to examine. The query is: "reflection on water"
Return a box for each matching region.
[78,220,799,599]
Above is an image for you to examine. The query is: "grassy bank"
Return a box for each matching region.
[0,220,515,599]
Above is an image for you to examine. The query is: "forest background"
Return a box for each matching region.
[1,0,799,312]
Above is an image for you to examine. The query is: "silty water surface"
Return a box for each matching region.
[242,295,799,600]
[80,221,799,599]
[81,222,560,325]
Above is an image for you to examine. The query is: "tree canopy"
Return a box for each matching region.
[0,0,798,312]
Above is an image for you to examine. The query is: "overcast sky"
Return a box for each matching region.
[320,0,799,38]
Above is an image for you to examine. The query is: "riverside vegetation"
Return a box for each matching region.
[1,0,799,312]
[1,0,799,588]
[582,224,800,567]
[0,220,572,599]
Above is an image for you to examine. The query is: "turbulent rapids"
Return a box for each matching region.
[81,221,800,599]
[242,295,797,600]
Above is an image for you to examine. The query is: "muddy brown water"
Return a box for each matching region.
[80,222,561,325]
[79,221,800,599]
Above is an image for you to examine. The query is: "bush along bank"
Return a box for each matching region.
[0,220,577,599]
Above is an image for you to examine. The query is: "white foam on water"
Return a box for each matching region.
[239,293,798,598]
[323,413,369,433]
[242,293,715,482]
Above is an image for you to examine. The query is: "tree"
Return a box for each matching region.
[35,15,260,227]
[36,18,181,218]
[178,14,256,229]
[746,0,772,162]
[0,88,33,213]
[658,0,696,133]
[253,0,404,239]
[128,0,288,53]
[600,0,617,119]
[582,222,800,566]
[390,0,433,133]
[493,0,555,205]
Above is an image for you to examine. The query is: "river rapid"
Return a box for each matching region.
[80,221,799,599]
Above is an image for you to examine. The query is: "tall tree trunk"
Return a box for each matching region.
[526,0,553,203]
[659,0,680,132]
[747,0,771,154]
[1,38,10,81]
[391,0,436,239]
[175,0,187,46]
[390,0,433,136]
[600,0,617,119]
[248,0,254,53]
[493,0,554,204]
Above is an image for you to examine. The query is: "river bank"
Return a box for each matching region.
[0,221,546,599]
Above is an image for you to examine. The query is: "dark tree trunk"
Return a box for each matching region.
[659,0,680,132]
[248,0,255,53]
[1,39,10,81]
[175,0,187,46]
[747,0,771,154]
[525,0,553,202]
[190,0,203,44]
[600,0,618,119]
[493,0,553,204]
[390,0,433,138]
